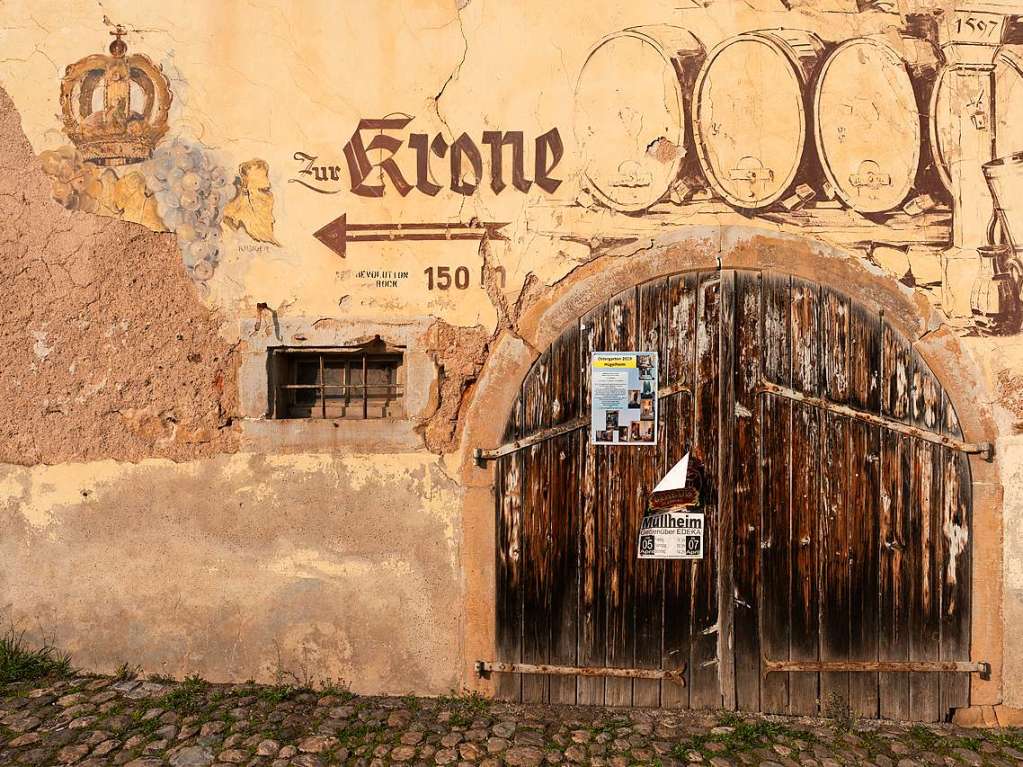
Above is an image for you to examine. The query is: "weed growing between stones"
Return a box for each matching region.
[157,673,210,714]
[113,662,141,681]
[670,711,817,759]
[436,688,491,726]
[0,625,72,685]
[335,719,387,746]
[907,723,990,754]
[824,692,856,732]
[589,715,632,738]
[988,728,1023,750]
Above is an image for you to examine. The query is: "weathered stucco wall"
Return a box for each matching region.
[0,452,463,694]
[0,86,240,466]
[971,338,1023,711]
[0,0,1021,716]
[0,82,466,695]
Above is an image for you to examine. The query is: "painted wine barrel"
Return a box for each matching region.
[813,36,937,214]
[693,29,825,210]
[574,26,705,213]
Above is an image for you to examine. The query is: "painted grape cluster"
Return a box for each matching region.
[144,139,234,282]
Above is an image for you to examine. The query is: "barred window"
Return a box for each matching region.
[270,338,404,420]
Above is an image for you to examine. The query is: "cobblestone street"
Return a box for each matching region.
[2,674,1022,767]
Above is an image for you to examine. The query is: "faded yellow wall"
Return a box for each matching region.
[0,453,462,694]
[0,0,1021,711]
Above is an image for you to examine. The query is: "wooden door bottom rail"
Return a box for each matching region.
[757,381,994,459]
[475,661,687,685]
[761,658,990,678]
[474,383,692,463]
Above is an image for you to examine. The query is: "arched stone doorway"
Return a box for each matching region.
[457,231,1003,723]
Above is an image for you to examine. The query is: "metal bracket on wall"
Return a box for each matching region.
[475,660,687,686]
[474,382,692,465]
[761,658,990,680]
[756,381,994,460]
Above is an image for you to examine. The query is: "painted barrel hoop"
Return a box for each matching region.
[574,25,705,213]
[693,28,824,211]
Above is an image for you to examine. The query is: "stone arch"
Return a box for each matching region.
[457,226,1002,716]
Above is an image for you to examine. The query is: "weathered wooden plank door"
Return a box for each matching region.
[493,269,973,721]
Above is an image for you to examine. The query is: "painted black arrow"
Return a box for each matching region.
[313,214,509,258]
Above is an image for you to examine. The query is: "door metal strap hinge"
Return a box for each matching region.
[474,381,691,464]
[757,381,994,460]
[761,658,990,680]
[475,660,687,686]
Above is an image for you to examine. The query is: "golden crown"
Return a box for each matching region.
[59,27,172,166]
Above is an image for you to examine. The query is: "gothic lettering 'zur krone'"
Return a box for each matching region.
[292,116,564,197]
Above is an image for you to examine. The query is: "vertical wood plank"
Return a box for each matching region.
[847,303,882,719]
[909,360,944,722]
[760,273,792,714]
[718,271,737,711]
[879,326,912,721]
[662,273,699,709]
[520,352,553,703]
[819,287,851,714]
[495,395,524,700]
[939,400,972,719]
[732,270,763,712]
[788,278,821,715]
[634,277,670,707]
[691,273,721,709]
[604,287,639,707]
[578,304,608,706]
[548,328,581,705]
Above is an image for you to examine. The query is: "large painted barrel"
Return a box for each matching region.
[693,29,825,211]
[813,36,938,214]
[574,26,705,213]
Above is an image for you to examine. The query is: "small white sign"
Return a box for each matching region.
[637,510,704,560]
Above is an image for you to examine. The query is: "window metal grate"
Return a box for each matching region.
[271,341,404,420]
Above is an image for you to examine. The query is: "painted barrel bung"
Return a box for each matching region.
[813,36,938,214]
[574,26,705,212]
[693,29,825,211]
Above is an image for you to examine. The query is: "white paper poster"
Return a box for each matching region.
[639,453,703,559]
[637,510,704,560]
[590,351,657,445]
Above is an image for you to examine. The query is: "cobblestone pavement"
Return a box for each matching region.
[2,674,1022,767]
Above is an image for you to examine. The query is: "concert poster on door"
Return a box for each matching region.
[590,352,657,446]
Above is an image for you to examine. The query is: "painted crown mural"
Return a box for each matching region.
[59,27,172,166]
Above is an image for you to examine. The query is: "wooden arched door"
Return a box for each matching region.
[492,269,977,721]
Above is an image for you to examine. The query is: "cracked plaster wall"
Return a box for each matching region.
[0,84,466,693]
[0,85,240,466]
